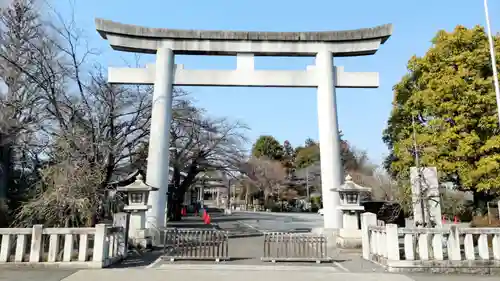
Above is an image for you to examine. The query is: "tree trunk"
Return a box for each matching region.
[167,164,198,221]
[0,142,13,227]
[168,198,182,221]
[244,188,249,210]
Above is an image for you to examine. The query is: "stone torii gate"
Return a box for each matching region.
[95,19,392,231]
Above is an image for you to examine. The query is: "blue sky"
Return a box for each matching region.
[51,0,500,165]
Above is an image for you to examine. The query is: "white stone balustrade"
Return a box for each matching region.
[361,212,500,273]
[0,224,125,268]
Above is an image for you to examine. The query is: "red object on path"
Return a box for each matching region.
[204,214,211,225]
[181,207,186,216]
[442,215,446,224]
[454,216,458,224]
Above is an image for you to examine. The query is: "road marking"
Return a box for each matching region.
[333,261,350,272]
[237,220,264,233]
[145,256,163,269]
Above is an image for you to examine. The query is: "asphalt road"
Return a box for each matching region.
[215,210,324,233]
[147,211,344,269]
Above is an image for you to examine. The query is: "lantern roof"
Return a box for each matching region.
[332,174,372,192]
[116,174,158,192]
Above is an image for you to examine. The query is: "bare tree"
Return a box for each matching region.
[0,0,47,225]
[14,127,107,227]
[0,0,155,226]
[168,108,248,220]
[440,189,467,220]
[238,157,287,207]
[133,96,248,221]
[1,0,250,226]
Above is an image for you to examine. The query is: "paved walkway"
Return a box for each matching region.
[3,264,500,281]
[0,269,77,281]
[57,267,414,281]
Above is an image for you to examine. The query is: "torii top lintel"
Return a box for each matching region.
[95,18,393,57]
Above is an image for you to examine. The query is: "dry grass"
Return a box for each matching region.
[470,215,500,227]
[469,216,500,248]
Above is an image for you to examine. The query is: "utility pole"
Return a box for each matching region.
[306,166,310,201]
[306,166,310,211]
[484,0,500,127]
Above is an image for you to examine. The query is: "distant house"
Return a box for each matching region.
[109,166,234,206]
[195,170,231,205]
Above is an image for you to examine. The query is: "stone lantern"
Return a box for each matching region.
[332,174,371,248]
[117,174,158,248]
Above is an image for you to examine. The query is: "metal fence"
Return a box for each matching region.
[261,232,332,263]
[162,228,230,262]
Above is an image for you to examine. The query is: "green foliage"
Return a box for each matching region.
[310,196,321,211]
[304,138,316,147]
[294,138,320,169]
[383,25,500,195]
[294,134,368,173]
[252,135,284,161]
[295,141,319,169]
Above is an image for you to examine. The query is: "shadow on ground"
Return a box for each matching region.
[109,249,164,268]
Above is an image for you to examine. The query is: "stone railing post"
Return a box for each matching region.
[0,231,11,262]
[361,212,377,260]
[448,225,461,261]
[92,224,107,265]
[498,200,500,219]
[493,230,500,260]
[29,225,43,262]
[385,224,400,261]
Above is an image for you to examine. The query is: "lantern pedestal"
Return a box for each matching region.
[117,174,158,249]
[336,206,364,248]
[124,207,152,249]
[331,175,371,249]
